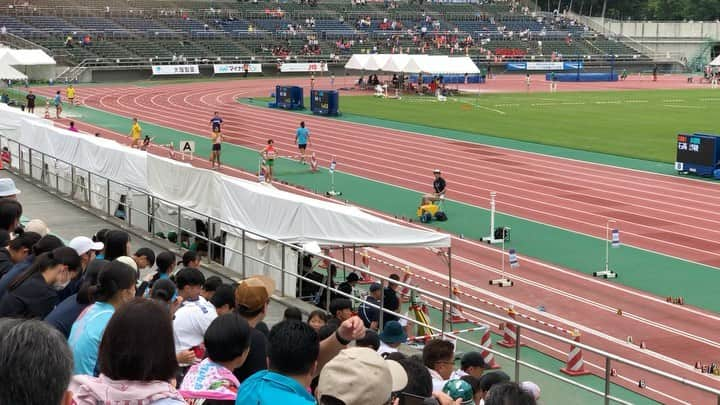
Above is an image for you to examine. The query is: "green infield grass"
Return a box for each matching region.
[337,89,720,163]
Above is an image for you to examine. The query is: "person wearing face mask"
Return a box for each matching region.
[69,260,138,376]
[0,247,81,319]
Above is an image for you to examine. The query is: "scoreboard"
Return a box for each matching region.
[274,85,304,110]
[310,90,339,116]
[675,133,720,176]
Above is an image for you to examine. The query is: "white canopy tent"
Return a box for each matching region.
[344,54,371,70]
[710,54,720,67]
[381,54,412,72]
[0,64,27,81]
[363,54,392,71]
[0,48,56,80]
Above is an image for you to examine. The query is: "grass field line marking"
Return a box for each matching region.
[456,99,506,115]
[663,105,705,109]
[700,98,720,101]
[373,248,708,375]
[663,99,686,103]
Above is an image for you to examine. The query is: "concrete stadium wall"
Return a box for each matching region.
[606,20,720,39]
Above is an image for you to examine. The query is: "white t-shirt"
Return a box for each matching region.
[377,341,399,357]
[428,367,446,392]
[173,296,217,354]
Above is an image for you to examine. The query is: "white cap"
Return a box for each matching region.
[69,236,104,256]
[433,169,441,174]
[0,178,20,197]
[115,256,138,272]
[25,219,49,237]
[520,381,541,400]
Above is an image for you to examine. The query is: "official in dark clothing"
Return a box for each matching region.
[336,272,360,298]
[421,169,447,205]
[382,274,401,323]
[358,282,383,329]
[0,231,40,278]
[0,234,63,300]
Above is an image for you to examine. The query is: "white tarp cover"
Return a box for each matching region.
[224,235,299,297]
[710,55,720,66]
[0,64,27,80]
[0,49,56,66]
[364,54,392,71]
[218,176,450,247]
[344,54,371,70]
[146,154,222,218]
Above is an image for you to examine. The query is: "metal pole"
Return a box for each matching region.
[447,247,453,332]
[241,229,246,279]
[281,244,286,297]
[28,148,32,179]
[176,205,182,247]
[86,173,91,203]
[41,153,45,184]
[604,221,609,272]
[604,357,611,405]
[342,248,346,279]
[149,196,155,235]
[106,179,111,215]
[514,325,522,382]
[440,300,447,337]
[71,165,76,197]
[325,267,332,312]
[379,279,385,331]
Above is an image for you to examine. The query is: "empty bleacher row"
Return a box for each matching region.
[0,1,648,65]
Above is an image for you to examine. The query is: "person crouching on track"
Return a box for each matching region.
[261,139,277,181]
[210,130,222,170]
[421,169,446,206]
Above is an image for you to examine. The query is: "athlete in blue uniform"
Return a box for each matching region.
[295,121,310,164]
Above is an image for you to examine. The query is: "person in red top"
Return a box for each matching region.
[260,139,277,182]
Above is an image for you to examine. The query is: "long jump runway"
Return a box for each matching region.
[33,78,720,403]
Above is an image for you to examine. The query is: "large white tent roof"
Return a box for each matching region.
[345,54,480,74]
[0,104,450,248]
[0,64,27,80]
[0,49,56,66]
[710,54,720,67]
[344,54,371,70]
[364,54,392,71]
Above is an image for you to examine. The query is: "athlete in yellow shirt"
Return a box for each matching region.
[66,85,75,106]
[129,118,142,148]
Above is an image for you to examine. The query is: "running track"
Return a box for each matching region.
[34,77,720,403]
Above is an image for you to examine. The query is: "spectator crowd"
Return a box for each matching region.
[0,176,540,405]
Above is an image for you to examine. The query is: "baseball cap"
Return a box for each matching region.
[379,321,408,344]
[346,272,360,283]
[69,236,104,256]
[520,381,541,400]
[317,347,408,405]
[460,351,486,370]
[25,219,49,237]
[115,256,138,272]
[369,282,382,292]
[442,379,474,404]
[235,275,275,313]
[433,169,441,174]
[0,178,20,197]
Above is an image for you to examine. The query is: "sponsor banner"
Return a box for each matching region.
[213,63,262,74]
[152,65,200,76]
[279,62,328,73]
[506,61,584,71]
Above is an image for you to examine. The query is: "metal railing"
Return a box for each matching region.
[2,133,719,404]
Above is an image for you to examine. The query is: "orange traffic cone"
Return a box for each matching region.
[448,285,465,324]
[560,330,591,376]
